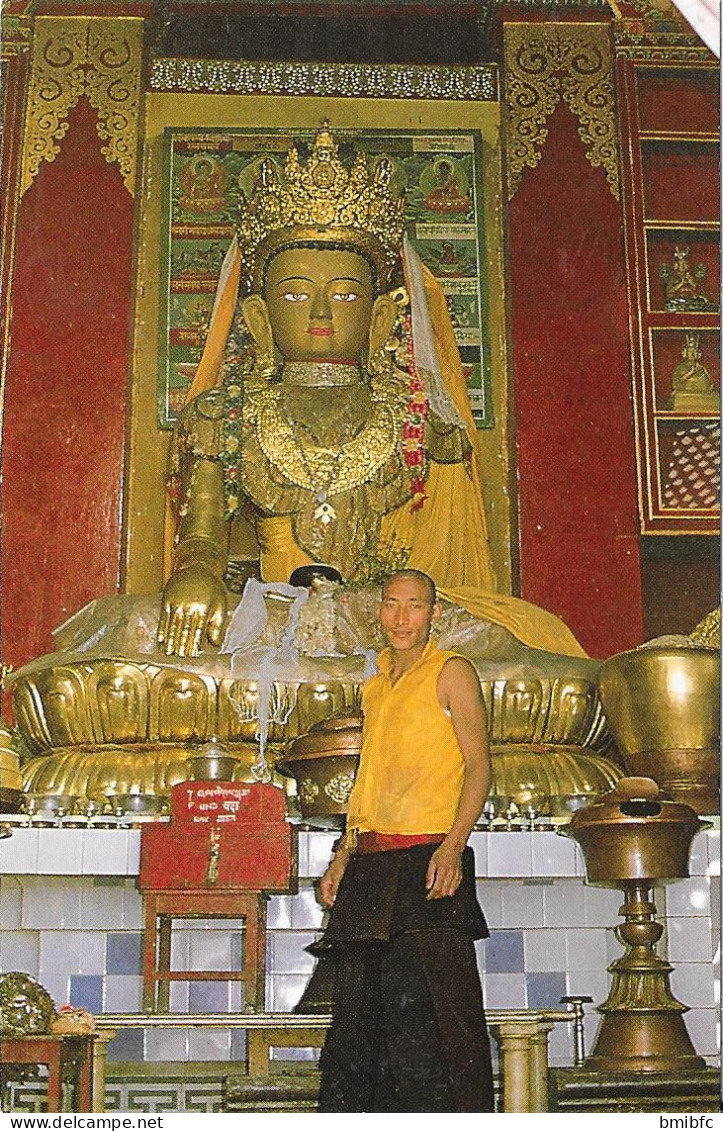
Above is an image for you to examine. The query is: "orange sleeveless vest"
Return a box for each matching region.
[346,640,465,836]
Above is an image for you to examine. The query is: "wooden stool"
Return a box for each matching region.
[141,888,268,1013]
[0,1034,95,1112]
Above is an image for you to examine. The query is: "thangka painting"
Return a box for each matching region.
[159,127,493,429]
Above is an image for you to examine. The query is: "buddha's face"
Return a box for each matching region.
[263,247,375,363]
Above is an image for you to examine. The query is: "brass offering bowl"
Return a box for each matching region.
[559,776,706,884]
[599,645,720,815]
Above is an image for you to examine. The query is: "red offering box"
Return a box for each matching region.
[139,782,294,892]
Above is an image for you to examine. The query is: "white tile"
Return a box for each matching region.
[305,832,337,878]
[0,930,40,975]
[267,894,293,929]
[582,884,622,927]
[605,928,624,965]
[670,962,716,1009]
[82,830,130,875]
[145,1027,188,1061]
[270,1046,320,1062]
[36,829,84,874]
[122,881,143,929]
[37,969,70,1012]
[268,931,316,975]
[188,928,233,972]
[290,884,325,930]
[188,1028,232,1061]
[666,877,711,918]
[500,881,545,928]
[127,831,141,873]
[0,876,23,928]
[22,877,83,929]
[169,929,191,971]
[565,928,608,972]
[468,831,487,876]
[39,930,105,976]
[706,829,720,878]
[80,882,126,929]
[523,928,567,972]
[531,832,579,877]
[542,880,587,928]
[104,974,143,1012]
[269,973,309,1012]
[477,880,504,928]
[689,829,711,876]
[684,1008,719,1058]
[482,972,527,1008]
[0,829,39,872]
[295,831,309,876]
[566,970,610,1009]
[487,832,532,878]
[169,982,189,1012]
[667,916,715,963]
[548,1018,575,1066]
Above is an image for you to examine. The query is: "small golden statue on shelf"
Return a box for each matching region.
[667,332,719,413]
[659,245,717,313]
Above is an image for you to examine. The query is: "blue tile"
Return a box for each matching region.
[525,971,568,1009]
[107,1028,144,1062]
[189,979,229,1013]
[106,932,142,975]
[69,974,103,1013]
[484,930,524,974]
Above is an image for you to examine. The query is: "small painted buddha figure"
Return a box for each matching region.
[159,123,584,661]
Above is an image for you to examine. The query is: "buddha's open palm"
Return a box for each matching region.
[157,564,227,657]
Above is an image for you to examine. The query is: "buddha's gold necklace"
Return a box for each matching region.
[244,362,406,526]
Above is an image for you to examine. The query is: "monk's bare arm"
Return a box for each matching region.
[425,656,492,899]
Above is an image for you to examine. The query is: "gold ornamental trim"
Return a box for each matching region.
[1,14,32,59]
[503,22,620,201]
[21,16,143,196]
[150,58,498,101]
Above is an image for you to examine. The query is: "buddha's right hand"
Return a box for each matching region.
[157,564,228,657]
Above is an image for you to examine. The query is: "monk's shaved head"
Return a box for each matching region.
[381,569,436,607]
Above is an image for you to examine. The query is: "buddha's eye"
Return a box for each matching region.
[332,291,359,303]
[282,291,309,303]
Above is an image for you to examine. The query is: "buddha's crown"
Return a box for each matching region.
[237,122,406,291]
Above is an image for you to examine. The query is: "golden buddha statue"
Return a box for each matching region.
[159,122,584,661]
[10,124,621,810]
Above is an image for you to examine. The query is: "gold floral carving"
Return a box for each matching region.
[21,16,142,196]
[504,23,620,200]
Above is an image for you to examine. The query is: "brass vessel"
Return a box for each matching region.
[598,645,720,815]
[561,777,708,1073]
[279,714,362,827]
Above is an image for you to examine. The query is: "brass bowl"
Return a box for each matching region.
[599,645,720,814]
[560,777,707,885]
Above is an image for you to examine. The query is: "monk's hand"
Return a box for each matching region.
[318,850,350,908]
[157,564,227,657]
[425,840,463,900]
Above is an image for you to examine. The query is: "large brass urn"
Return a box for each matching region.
[562,776,708,1074]
[598,644,720,815]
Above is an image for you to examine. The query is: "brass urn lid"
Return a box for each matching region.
[285,712,363,762]
[567,776,700,831]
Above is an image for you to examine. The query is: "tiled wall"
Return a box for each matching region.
[0,827,719,1068]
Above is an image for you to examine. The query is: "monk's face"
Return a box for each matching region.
[264,248,375,363]
[378,575,440,655]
